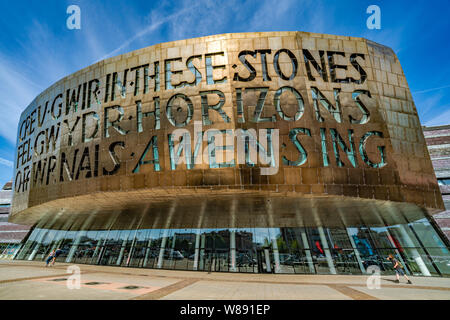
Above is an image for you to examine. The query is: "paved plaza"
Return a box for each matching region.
[0,260,449,300]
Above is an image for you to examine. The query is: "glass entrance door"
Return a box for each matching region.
[201,249,230,272]
[236,249,256,273]
[292,250,316,274]
[213,249,229,272]
[256,247,272,273]
[333,248,362,274]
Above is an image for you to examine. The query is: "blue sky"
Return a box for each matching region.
[0,0,449,187]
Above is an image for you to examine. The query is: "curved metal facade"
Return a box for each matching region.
[10,32,450,276]
[10,31,444,229]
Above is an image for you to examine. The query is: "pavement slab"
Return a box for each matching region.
[0,260,449,300]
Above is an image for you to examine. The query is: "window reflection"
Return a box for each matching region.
[14,215,450,277]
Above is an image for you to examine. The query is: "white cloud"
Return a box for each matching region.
[99,4,199,61]
[0,18,83,145]
[0,157,13,168]
[0,55,42,144]
[413,92,444,120]
[249,0,308,31]
[413,84,450,94]
[424,108,450,127]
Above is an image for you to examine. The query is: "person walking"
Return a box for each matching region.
[387,254,412,284]
[45,250,55,267]
[50,248,63,266]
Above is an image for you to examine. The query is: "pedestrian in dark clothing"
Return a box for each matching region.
[50,248,63,266]
[387,254,412,284]
[45,250,55,267]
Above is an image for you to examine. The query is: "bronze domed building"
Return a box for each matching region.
[10,31,450,275]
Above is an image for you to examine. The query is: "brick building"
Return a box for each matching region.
[423,125,450,240]
[0,181,31,259]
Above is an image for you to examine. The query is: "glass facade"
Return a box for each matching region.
[15,216,450,276]
[0,243,22,259]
